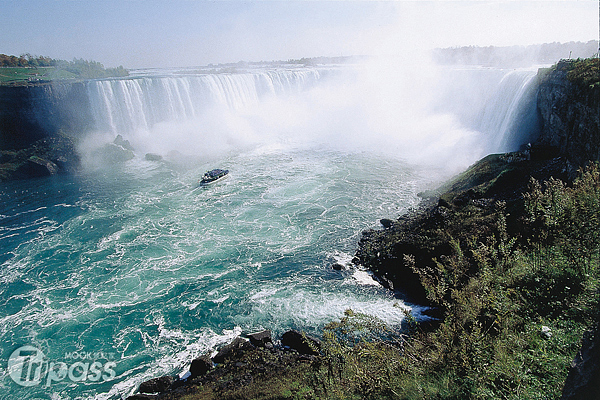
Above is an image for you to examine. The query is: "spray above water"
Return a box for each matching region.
[80,55,539,174]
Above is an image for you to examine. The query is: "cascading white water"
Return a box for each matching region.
[477,69,539,152]
[83,62,539,169]
[86,69,325,136]
[430,65,540,156]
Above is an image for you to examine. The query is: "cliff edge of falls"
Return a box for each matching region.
[536,59,599,167]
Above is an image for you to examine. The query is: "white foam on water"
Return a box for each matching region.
[351,269,381,287]
[95,326,242,400]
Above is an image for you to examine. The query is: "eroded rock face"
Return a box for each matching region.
[0,83,93,151]
[536,60,600,167]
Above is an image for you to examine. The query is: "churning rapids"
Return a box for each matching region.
[1,59,540,399]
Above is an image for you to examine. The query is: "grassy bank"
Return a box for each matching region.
[0,66,54,84]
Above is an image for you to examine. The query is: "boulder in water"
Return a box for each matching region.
[380,218,394,229]
[212,337,254,363]
[189,354,213,378]
[126,395,158,400]
[95,143,135,163]
[114,134,134,151]
[145,153,162,162]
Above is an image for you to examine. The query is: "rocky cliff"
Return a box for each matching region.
[0,82,93,150]
[0,82,93,181]
[536,58,600,166]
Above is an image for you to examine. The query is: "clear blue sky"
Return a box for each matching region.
[0,0,597,68]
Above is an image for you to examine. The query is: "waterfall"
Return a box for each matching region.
[431,66,540,155]
[85,69,324,135]
[477,69,539,152]
[79,63,542,167]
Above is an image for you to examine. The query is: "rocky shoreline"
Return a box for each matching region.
[355,58,599,309]
[0,132,80,181]
[353,150,573,307]
[127,330,322,400]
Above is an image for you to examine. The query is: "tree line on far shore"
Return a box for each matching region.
[0,53,128,78]
[0,53,56,67]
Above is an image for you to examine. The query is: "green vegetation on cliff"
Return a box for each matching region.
[349,157,599,399]
[565,57,600,89]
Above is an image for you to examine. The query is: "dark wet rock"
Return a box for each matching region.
[138,375,175,394]
[281,330,321,355]
[530,144,560,161]
[212,337,254,364]
[0,151,16,163]
[127,393,158,400]
[189,354,213,378]
[114,134,134,151]
[380,218,394,229]
[376,274,395,291]
[247,330,272,348]
[128,329,322,399]
[15,156,58,178]
[331,263,344,271]
[145,153,162,161]
[0,134,79,181]
[437,197,451,209]
[536,61,600,167]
